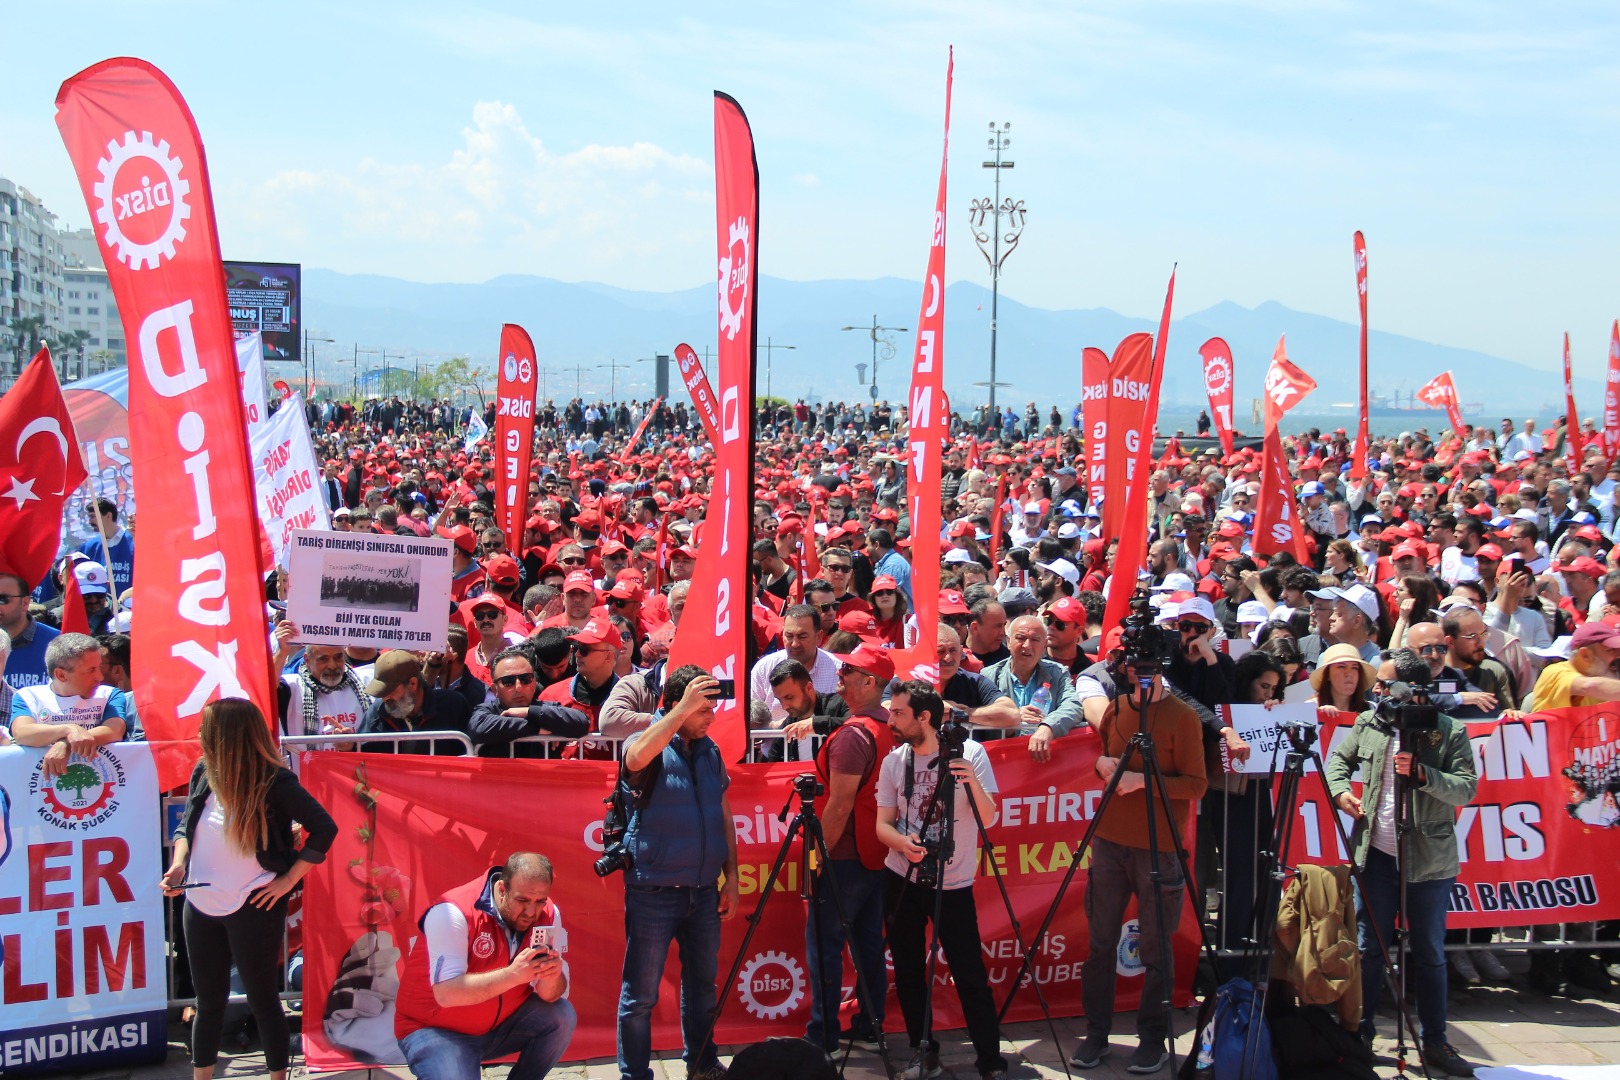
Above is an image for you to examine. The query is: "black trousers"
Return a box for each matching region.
[184,898,290,1070]
[883,870,1008,1074]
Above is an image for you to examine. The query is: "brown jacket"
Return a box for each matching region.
[1270,863,1361,1031]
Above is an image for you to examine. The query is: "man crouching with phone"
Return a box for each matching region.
[394,851,576,1079]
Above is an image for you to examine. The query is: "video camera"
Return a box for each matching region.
[1115,586,1178,679]
[1373,677,1456,734]
[938,713,969,762]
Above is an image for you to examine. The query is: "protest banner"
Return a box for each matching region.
[493,324,538,553]
[1283,706,1620,929]
[285,529,452,651]
[1216,702,1322,774]
[235,330,268,446]
[1564,332,1582,472]
[251,393,329,565]
[297,736,1198,1070]
[0,743,167,1075]
[1081,346,1109,515]
[1352,231,1370,479]
[674,343,723,449]
[57,58,276,784]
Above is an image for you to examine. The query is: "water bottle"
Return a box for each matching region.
[1029,685,1052,732]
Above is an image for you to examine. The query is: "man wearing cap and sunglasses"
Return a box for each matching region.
[356,651,474,757]
[538,618,621,746]
[469,647,591,758]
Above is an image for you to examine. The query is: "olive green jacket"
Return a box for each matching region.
[1324,709,1477,883]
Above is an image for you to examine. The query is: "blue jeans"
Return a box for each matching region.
[618,884,722,1080]
[399,994,577,1080]
[805,858,887,1050]
[1356,846,1453,1044]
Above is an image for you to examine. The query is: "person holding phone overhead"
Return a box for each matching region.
[393,852,576,1080]
[163,698,339,1080]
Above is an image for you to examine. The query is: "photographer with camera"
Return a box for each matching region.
[1325,648,1479,1077]
[876,680,1008,1080]
[614,665,739,1080]
[394,852,576,1080]
[802,644,896,1052]
[1072,645,1207,1074]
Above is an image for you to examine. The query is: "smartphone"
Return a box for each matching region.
[713,679,736,700]
[529,925,567,953]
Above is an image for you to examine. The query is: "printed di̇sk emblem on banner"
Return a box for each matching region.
[718,216,750,341]
[28,747,128,829]
[94,131,192,270]
[736,951,806,1020]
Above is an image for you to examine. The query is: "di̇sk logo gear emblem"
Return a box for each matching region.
[93,130,192,270]
[736,950,805,1020]
[717,216,751,341]
[1204,355,1231,396]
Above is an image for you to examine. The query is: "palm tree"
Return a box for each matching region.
[57,329,92,381]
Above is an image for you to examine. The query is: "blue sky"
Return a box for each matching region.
[4,0,1619,374]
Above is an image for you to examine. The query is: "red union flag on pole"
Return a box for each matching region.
[1099,334,1154,547]
[1252,427,1308,563]
[1261,336,1318,435]
[494,324,538,553]
[1352,231,1370,479]
[674,343,724,448]
[57,58,276,787]
[0,348,88,588]
[1605,321,1620,462]
[1416,370,1467,438]
[895,50,952,680]
[668,93,758,763]
[1197,337,1236,456]
[1082,346,1109,517]
[1564,332,1582,471]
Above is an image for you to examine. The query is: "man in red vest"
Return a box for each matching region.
[805,642,896,1052]
[394,852,576,1079]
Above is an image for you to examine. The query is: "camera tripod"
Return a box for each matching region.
[1227,718,1432,1078]
[997,673,1217,1077]
[886,731,1067,1077]
[694,775,897,1079]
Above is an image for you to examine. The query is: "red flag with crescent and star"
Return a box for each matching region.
[0,347,88,587]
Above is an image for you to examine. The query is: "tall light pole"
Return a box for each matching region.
[302,330,334,397]
[840,316,908,400]
[563,364,591,399]
[968,121,1026,418]
[757,337,796,402]
[597,359,630,402]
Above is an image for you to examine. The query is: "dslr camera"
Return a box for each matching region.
[1373,677,1456,734]
[595,792,635,877]
[912,835,949,890]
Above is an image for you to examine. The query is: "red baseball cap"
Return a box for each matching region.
[1391,541,1427,562]
[1046,596,1086,625]
[446,525,478,554]
[1474,543,1504,563]
[608,579,645,602]
[939,589,970,616]
[870,574,900,594]
[571,617,618,647]
[837,610,883,643]
[832,643,896,683]
[1555,556,1606,579]
[482,553,521,585]
[1571,619,1620,651]
[564,570,596,594]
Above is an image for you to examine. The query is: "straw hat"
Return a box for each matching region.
[1308,642,1378,697]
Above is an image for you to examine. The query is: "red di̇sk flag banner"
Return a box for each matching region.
[669,92,759,764]
[625,396,662,455]
[896,50,952,680]
[1352,232,1370,479]
[1099,334,1155,549]
[494,324,538,553]
[674,343,724,448]
[1564,333,1582,471]
[1261,335,1318,435]
[1415,371,1467,438]
[57,58,276,786]
[1197,337,1236,457]
[0,348,88,587]
[1251,427,1309,563]
[1604,321,1620,463]
[1081,346,1110,521]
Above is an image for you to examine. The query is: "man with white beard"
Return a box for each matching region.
[277,642,371,747]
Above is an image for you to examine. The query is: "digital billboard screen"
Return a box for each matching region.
[223,260,301,365]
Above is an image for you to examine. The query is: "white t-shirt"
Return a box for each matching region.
[282,675,365,738]
[875,738,998,890]
[12,683,128,731]
[187,793,275,917]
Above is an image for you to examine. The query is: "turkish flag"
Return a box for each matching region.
[0,347,88,587]
[1261,335,1318,434]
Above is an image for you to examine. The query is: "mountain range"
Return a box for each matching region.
[303,269,1585,417]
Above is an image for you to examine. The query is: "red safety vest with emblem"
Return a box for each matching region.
[394,871,552,1039]
[815,714,897,872]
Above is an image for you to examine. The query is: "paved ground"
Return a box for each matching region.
[66,955,1620,1080]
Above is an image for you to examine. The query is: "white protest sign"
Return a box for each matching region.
[235,331,269,446]
[286,529,453,651]
[463,412,488,451]
[252,393,329,566]
[1217,702,1322,774]
[0,743,168,1074]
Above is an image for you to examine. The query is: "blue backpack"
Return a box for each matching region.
[1197,978,1276,1080]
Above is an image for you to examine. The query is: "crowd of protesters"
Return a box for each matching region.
[6,391,1620,1076]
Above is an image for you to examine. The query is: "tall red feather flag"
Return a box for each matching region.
[1198,338,1236,457]
[893,49,952,680]
[57,59,276,786]
[1100,332,1160,637]
[1082,346,1110,520]
[987,472,1008,564]
[0,347,88,588]
[1352,232,1370,478]
[59,563,91,637]
[668,92,759,764]
[1252,427,1310,563]
[1605,320,1620,463]
[1564,333,1582,472]
[494,324,538,553]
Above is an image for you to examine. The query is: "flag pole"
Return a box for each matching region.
[79,473,122,612]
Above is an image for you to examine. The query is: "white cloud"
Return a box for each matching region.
[231,100,711,283]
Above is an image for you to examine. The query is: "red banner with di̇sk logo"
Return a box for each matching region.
[674,343,724,450]
[1197,337,1236,458]
[56,58,276,787]
[494,324,538,554]
[297,737,1201,1070]
[1081,346,1109,515]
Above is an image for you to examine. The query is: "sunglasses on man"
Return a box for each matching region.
[495,672,536,688]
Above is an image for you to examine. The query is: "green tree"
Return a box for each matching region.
[57,329,92,380]
[57,761,100,801]
[432,356,493,407]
